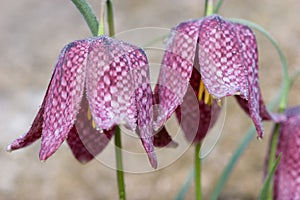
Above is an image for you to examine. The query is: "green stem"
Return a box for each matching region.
[115,126,126,200]
[194,2,214,199]
[97,0,106,36]
[204,0,214,16]
[106,0,115,36]
[195,143,202,200]
[71,0,99,36]
[103,1,125,199]
[266,124,280,200]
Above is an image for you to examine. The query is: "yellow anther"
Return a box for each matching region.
[198,80,205,101]
[217,98,223,107]
[198,80,212,106]
[204,89,211,105]
[92,119,97,129]
[87,108,92,120]
[87,107,97,129]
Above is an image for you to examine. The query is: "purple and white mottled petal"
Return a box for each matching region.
[86,36,136,131]
[7,107,43,151]
[176,68,221,143]
[153,126,178,147]
[67,95,113,163]
[234,23,264,138]
[154,20,201,129]
[40,40,90,160]
[235,96,286,122]
[121,44,157,168]
[198,15,248,100]
[270,107,300,199]
[7,47,69,151]
[153,89,178,148]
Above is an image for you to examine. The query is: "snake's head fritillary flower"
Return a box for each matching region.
[7,36,157,168]
[153,15,285,144]
[265,106,300,199]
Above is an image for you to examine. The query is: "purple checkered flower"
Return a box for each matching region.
[154,15,284,143]
[7,36,157,168]
[266,106,300,199]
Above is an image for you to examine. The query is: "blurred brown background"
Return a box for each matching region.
[1,0,300,199]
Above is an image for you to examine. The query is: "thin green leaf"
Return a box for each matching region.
[71,0,99,36]
[209,92,282,200]
[210,126,256,200]
[258,154,282,200]
[175,169,194,200]
[214,0,224,14]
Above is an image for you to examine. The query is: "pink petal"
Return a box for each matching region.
[235,95,286,123]
[234,23,264,138]
[154,20,201,129]
[153,89,178,148]
[7,50,68,151]
[270,107,300,199]
[123,45,157,168]
[40,40,90,160]
[67,95,113,163]
[153,126,178,147]
[198,15,248,99]
[175,68,221,143]
[118,41,157,167]
[86,36,157,168]
[7,98,45,151]
[86,36,136,131]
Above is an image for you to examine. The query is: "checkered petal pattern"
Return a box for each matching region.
[8,36,156,167]
[154,20,201,130]
[120,44,157,168]
[67,95,113,163]
[155,14,283,140]
[86,37,137,131]
[198,15,249,100]
[7,45,73,152]
[175,68,221,143]
[39,40,90,160]
[266,107,300,199]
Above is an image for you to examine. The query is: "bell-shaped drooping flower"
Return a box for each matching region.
[7,36,157,168]
[265,106,300,199]
[154,15,284,143]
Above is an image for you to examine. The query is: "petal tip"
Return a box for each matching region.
[148,152,158,169]
[39,149,51,161]
[6,144,12,152]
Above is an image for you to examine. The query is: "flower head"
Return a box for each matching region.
[8,36,157,168]
[266,106,300,199]
[154,15,284,143]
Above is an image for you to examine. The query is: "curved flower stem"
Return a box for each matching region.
[115,126,126,200]
[195,142,202,200]
[71,0,99,36]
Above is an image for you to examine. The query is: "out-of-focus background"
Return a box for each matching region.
[1,0,300,199]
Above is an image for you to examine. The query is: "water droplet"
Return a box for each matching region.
[96,127,103,133]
